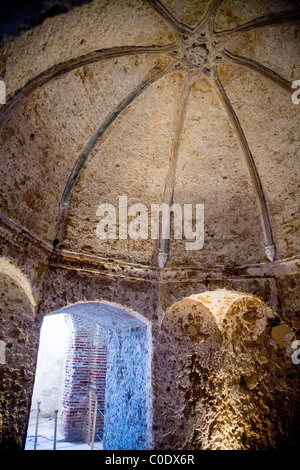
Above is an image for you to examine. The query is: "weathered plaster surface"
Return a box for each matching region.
[0,0,298,268]
[63,70,185,264]
[171,72,265,267]
[214,0,298,31]
[276,272,300,329]
[0,0,299,450]
[224,25,300,82]
[0,55,168,245]
[104,327,152,450]
[162,0,210,28]
[218,65,300,261]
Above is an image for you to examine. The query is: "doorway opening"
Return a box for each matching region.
[25,301,152,450]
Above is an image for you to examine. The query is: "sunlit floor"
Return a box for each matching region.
[25,412,103,450]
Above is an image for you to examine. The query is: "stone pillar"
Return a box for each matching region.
[153,289,300,450]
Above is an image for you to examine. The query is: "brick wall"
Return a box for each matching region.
[59,315,108,441]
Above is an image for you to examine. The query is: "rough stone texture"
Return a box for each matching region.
[0,0,298,268]
[0,217,49,304]
[64,70,185,264]
[104,327,152,450]
[224,24,300,82]
[170,72,265,267]
[157,275,279,322]
[39,261,160,323]
[1,0,175,96]
[30,315,68,418]
[0,55,168,245]
[154,289,300,449]
[214,0,298,32]
[0,271,40,450]
[218,64,300,261]
[276,272,300,330]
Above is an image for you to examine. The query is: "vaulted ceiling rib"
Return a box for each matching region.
[0,0,299,269]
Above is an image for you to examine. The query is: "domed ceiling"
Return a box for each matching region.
[0,0,299,272]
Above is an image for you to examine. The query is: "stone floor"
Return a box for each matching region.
[25,412,103,451]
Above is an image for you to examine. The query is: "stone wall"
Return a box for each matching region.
[104,326,152,450]
[0,0,299,451]
[0,270,40,450]
[30,314,68,418]
[153,289,300,450]
[276,272,300,330]
[59,314,108,441]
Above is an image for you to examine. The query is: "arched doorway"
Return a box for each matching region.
[27,301,152,450]
[154,289,299,450]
